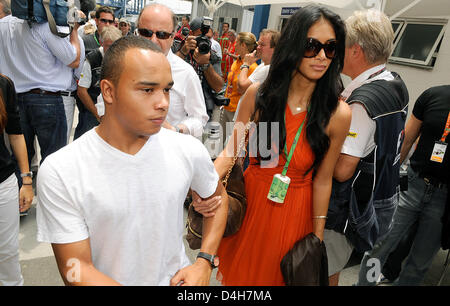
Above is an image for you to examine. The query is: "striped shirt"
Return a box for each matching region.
[0,16,82,93]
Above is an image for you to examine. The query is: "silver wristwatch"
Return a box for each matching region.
[20,172,33,178]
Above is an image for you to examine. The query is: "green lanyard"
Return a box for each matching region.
[282,111,307,176]
[93,32,100,47]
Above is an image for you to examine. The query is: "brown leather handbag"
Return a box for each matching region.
[185,122,251,250]
[280,233,329,286]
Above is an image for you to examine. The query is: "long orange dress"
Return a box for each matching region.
[217,106,315,286]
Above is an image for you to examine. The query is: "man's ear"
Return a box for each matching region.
[100,79,115,106]
[352,44,364,59]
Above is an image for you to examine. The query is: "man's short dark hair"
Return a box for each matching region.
[95,6,114,19]
[183,15,190,22]
[101,36,163,86]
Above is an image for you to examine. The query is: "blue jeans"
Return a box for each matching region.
[73,109,99,140]
[357,167,448,285]
[17,93,67,164]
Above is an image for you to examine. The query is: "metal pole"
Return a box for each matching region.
[192,0,198,19]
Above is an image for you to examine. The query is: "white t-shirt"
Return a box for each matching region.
[78,47,104,89]
[248,63,270,85]
[341,64,394,158]
[210,38,222,59]
[36,128,219,285]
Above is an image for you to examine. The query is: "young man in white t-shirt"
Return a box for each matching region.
[36,36,228,286]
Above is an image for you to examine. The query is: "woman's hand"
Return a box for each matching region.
[192,191,223,218]
[19,184,34,213]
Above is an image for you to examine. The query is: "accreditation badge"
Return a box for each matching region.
[430,141,447,163]
[267,174,291,204]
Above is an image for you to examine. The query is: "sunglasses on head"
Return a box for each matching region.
[138,28,173,40]
[304,38,337,59]
[100,18,115,25]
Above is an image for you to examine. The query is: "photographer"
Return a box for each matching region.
[173,17,225,118]
[0,5,85,166]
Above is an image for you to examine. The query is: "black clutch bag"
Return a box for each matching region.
[280,233,329,286]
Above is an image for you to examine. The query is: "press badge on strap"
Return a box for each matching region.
[430,142,447,163]
[431,111,450,163]
[267,174,291,203]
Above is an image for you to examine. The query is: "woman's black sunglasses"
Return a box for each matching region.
[138,28,173,40]
[304,38,337,59]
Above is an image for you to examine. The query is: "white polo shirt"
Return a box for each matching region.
[341,64,395,158]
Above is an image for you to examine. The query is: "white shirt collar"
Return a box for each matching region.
[341,64,390,101]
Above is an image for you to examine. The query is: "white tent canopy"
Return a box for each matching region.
[204,0,450,18]
[223,0,383,10]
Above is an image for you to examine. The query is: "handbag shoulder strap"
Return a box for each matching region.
[42,0,70,38]
[222,120,252,187]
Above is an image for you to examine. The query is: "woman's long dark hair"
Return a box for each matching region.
[253,5,346,175]
[0,75,9,132]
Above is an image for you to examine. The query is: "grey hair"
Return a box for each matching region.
[228,29,237,37]
[0,0,11,15]
[100,26,122,43]
[345,9,394,64]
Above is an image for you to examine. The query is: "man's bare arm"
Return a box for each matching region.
[77,86,100,121]
[170,182,228,286]
[52,239,121,286]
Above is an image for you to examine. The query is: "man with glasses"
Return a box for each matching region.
[323,10,409,286]
[82,6,115,56]
[118,18,131,37]
[236,29,280,96]
[135,4,208,138]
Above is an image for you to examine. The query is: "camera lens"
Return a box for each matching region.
[196,36,211,55]
[181,27,190,36]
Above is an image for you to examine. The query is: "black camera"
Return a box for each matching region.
[195,17,213,55]
[202,81,230,118]
[181,26,190,37]
[214,94,230,107]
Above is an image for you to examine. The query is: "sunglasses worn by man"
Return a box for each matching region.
[138,28,173,40]
[304,38,337,59]
[100,18,115,25]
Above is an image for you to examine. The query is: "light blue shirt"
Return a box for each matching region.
[0,16,83,93]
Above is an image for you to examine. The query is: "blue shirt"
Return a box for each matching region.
[0,16,84,93]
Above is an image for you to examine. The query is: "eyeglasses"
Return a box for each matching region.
[304,38,337,59]
[99,18,115,25]
[137,28,173,40]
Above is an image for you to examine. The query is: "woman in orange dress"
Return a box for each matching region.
[194,5,351,285]
[212,32,258,147]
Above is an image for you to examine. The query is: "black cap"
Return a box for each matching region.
[190,17,203,32]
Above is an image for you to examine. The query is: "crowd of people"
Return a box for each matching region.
[0,0,448,286]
